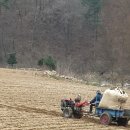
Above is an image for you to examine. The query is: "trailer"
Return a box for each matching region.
[95,107,130,126]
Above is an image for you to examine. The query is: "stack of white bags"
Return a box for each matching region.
[99,87,128,109]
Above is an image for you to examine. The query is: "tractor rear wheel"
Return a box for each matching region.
[100,112,112,125]
[73,113,83,119]
[63,107,73,118]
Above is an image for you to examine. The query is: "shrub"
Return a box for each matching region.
[7,53,17,67]
[38,58,44,66]
[38,56,56,70]
[43,56,56,70]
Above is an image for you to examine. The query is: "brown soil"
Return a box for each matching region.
[0,68,130,130]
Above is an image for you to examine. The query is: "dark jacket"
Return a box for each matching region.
[90,92,102,104]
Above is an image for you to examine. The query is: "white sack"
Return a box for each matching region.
[99,87,128,109]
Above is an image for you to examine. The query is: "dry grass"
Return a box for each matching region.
[0,68,130,130]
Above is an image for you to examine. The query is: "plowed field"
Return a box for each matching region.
[0,68,130,130]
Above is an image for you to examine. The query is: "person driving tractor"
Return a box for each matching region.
[75,94,81,103]
[89,90,102,113]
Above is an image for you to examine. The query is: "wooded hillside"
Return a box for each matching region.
[0,0,130,77]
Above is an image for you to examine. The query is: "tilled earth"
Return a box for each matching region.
[0,68,130,130]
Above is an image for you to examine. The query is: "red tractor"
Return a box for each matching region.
[61,98,89,118]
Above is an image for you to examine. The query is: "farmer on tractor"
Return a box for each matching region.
[89,90,102,113]
[75,94,81,103]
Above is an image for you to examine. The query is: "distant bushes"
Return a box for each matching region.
[38,58,44,67]
[7,53,17,67]
[38,56,56,70]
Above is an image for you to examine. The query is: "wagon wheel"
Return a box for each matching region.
[100,112,112,125]
[117,118,128,126]
[63,107,73,118]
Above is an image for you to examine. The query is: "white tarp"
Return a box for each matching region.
[99,87,128,109]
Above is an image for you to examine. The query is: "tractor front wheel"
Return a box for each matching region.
[63,107,73,118]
